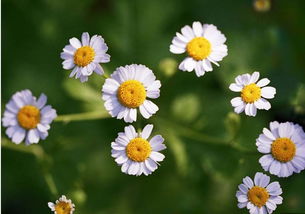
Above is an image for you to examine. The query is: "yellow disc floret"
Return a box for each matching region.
[74,46,95,67]
[186,37,211,61]
[117,80,146,108]
[248,186,269,208]
[271,138,296,162]
[241,83,261,103]
[126,137,152,162]
[17,105,40,130]
[55,201,73,214]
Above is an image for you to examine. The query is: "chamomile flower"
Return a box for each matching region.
[236,172,283,214]
[111,124,166,176]
[102,64,161,123]
[2,90,57,145]
[169,21,228,77]
[48,195,75,214]
[229,71,276,117]
[60,32,110,82]
[257,121,305,177]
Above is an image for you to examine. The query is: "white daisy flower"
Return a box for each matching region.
[102,64,161,123]
[2,90,57,145]
[236,172,283,214]
[256,121,305,177]
[60,32,110,82]
[48,195,75,214]
[111,124,166,176]
[169,21,228,77]
[229,71,276,117]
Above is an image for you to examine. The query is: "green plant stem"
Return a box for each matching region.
[155,117,257,154]
[155,117,227,145]
[43,172,58,197]
[1,139,58,197]
[103,73,109,79]
[54,111,109,123]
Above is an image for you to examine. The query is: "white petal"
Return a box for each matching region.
[192,21,204,37]
[150,151,165,162]
[237,194,248,203]
[229,83,243,92]
[69,37,82,49]
[261,87,276,99]
[254,98,271,110]
[128,108,137,122]
[234,104,246,114]
[94,64,104,75]
[81,32,90,46]
[150,135,166,152]
[266,182,282,196]
[231,97,243,107]
[250,72,260,83]
[202,59,213,72]
[238,184,249,194]
[263,128,276,140]
[62,59,75,70]
[128,162,140,175]
[242,176,254,188]
[269,161,281,176]
[254,172,270,187]
[181,25,195,40]
[141,124,153,140]
[36,93,47,109]
[115,154,128,165]
[169,44,185,54]
[144,158,158,172]
[184,57,196,72]
[48,202,55,211]
[194,61,205,77]
[256,78,270,87]
[27,129,40,143]
[124,125,137,140]
[12,127,26,144]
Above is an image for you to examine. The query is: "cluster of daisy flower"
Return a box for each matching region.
[2,20,304,214]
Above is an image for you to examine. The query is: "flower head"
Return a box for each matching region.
[61,32,110,82]
[111,124,166,176]
[257,121,305,177]
[48,195,75,214]
[102,64,161,123]
[229,71,276,116]
[170,21,228,77]
[2,90,57,145]
[236,172,283,214]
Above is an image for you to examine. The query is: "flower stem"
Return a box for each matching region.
[155,117,257,154]
[54,111,109,123]
[2,138,58,197]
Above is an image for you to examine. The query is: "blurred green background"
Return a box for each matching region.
[2,0,305,213]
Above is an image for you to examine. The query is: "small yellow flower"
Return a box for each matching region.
[48,195,75,214]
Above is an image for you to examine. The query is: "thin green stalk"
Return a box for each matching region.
[155,117,228,145]
[54,111,109,123]
[43,172,58,197]
[2,138,58,197]
[155,117,257,154]
[103,73,109,79]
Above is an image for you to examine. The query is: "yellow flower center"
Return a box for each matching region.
[17,105,40,130]
[248,186,269,208]
[186,37,211,61]
[241,83,261,103]
[55,202,73,214]
[271,138,296,162]
[74,46,95,67]
[126,138,152,162]
[117,80,146,108]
